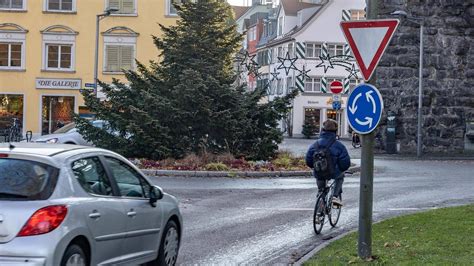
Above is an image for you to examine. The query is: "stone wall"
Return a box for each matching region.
[375,0,474,154]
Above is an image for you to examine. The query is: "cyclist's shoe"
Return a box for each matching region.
[332,197,343,207]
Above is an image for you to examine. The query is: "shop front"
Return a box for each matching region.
[36,78,80,135]
[293,95,349,138]
[0,94,24,139]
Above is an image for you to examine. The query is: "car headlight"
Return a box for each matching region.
[46,138,59,144]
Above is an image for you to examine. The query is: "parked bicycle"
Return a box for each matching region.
[313,179,342,234]
[8,118,22,142]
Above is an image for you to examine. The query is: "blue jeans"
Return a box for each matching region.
[316,174,344,198]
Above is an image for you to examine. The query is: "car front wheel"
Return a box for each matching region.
[153,220,180,266]
[61,244,87,266]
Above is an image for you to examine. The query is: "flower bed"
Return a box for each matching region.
[131,151,308,172]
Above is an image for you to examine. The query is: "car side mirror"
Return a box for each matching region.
[149,185,164,207]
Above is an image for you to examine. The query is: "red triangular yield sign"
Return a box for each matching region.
[340,19,399,81]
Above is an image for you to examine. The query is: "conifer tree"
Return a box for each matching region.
[76,0,297,160]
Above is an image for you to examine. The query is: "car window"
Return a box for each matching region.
[104,157,150,198]
[72,157,113,196]
[0,159,59,201]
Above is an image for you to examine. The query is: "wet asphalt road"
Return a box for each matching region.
[150,158,474,265]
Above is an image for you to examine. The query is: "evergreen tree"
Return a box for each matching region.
[76,0,297,160]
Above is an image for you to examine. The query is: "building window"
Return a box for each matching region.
[287,43,294,57]
[41,25,77,72]
[304,108,321,133]
[248,27,256,41]
[328,44,344,57]
[278,17,283,35]
[167,0,183,16]
[0,94,23,135]
[305,43,321,58]
[257,50,269,66]
[277,79,283,95]
[45,0,75,12]
[286,77,292,94]
[305,77,321,93]
[0,0,24,10]
[46,44,72,69]
[105,45,134,72]
[351,10,365,20]
[349,78,360,91]
[0,23,27,70]
[0,43,22,68]
[108,0,136,15]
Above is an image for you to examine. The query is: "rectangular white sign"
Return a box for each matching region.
[36,78,82,90]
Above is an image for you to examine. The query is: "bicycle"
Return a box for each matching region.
[8,118,22,142]
[313,179,342,234]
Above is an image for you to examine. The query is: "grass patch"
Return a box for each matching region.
[305,204,474,265]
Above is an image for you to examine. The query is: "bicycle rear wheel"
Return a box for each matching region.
[329,195,342,227]
[313,195,325,234]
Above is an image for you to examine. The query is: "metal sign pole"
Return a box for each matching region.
[358,131,374,259]
[358,0,377,260]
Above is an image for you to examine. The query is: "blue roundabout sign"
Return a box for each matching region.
[347,84,384,134]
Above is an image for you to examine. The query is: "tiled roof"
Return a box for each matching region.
[281,0,319,15]
[232,5,251,20]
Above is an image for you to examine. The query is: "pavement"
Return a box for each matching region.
[150,158,474,265]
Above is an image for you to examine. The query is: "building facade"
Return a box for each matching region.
[241,0,365,138]
[0,0,178,138]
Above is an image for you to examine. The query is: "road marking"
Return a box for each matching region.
[245,207,313,211]
[388,207,438,211]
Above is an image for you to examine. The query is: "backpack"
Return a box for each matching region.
[313,139,337,180]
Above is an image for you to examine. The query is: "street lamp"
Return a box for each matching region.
[94,7,119,98]
[390,10,424,157]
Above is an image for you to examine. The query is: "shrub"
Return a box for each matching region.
[204,162,230,171]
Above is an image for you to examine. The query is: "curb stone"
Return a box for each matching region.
[293,229,356,266]
[141,165,361,178]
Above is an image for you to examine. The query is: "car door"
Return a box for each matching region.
[71,156,127,264]
[103,156,163,261]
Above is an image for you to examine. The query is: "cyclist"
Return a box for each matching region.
[305,119,351,206]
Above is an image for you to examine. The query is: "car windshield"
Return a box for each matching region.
[0,159,59,201]
[53,123,76,134]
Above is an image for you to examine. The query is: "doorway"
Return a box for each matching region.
[41,96,75,135]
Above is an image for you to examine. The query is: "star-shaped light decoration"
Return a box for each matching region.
[277,52,298,75]
[270,68,280,81]
[315,55,334,73]
[247,62,261,79]
[346,63,359,80]
[296,65,311,81]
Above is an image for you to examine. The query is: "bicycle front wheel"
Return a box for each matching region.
[313,195,325,234]
[329,195,342,227]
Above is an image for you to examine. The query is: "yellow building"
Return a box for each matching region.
[0,0,178,137]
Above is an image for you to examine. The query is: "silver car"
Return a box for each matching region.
[0,143,182,266]
[32,121,105,145]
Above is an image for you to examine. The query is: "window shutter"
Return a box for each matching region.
[106,45,120,72]
[342,10,351,21]
[109,0,120,10]
[121,0,134,13]
[120,46,133,70]
[296,42,305,59]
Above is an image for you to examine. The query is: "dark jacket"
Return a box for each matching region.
[305,131,351,179]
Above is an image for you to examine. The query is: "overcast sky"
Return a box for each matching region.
[227,0,251,6]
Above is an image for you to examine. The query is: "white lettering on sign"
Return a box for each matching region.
[36,78,82,90]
